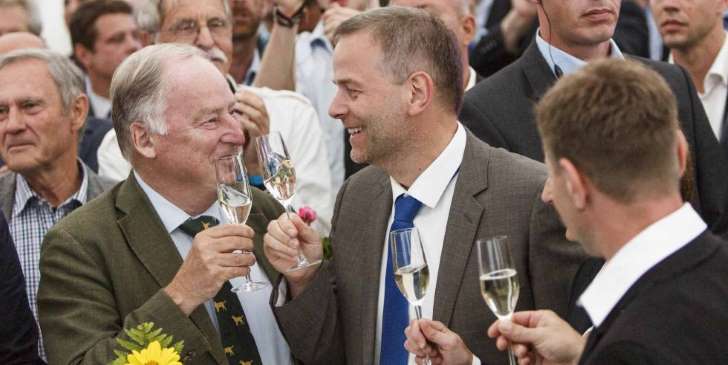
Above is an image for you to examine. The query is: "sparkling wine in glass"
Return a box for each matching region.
[477,235,520,365]
[215,152,267,292]
[390,227,431,364]
[256,131,321,272]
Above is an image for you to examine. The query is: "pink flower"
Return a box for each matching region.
[297,206,317,225]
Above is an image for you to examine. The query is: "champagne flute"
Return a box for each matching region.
[477,235,520,365]
[256,131,321,272]
[390,227,430,364]
[215,152,268,292]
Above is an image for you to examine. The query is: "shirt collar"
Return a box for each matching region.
[706,33,728,90]
[667,32,728,94]
[578,203,707,327]
[465,66,477,92]
[297,21,332,61]
[134,171,223,233]
[243,47,262,86]
[535,30,625,76]
[85,76,112,118]
[390,123,466,208]
[13,160,90,217]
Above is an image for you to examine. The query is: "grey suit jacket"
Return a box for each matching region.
[272,133,585,364]
[460,43,728,237]
[0,163,114,219]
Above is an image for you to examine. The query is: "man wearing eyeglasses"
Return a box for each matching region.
[97,0,336,233]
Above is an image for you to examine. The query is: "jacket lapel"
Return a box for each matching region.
[357,172,392,365]
[247,211,277,282]
[115,176,226,364]
[579,231,718,363]
[520,43,558,103]
[0,172,16,219]
[433,133,489,326]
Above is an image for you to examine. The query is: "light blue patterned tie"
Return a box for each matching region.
[380,194,423,365]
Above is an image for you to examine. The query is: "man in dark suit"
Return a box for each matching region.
[470,0,649,78]
[409,59,728,365]
[264,7,584,364]
[38,44,293,365]
[460,0,728,237]
[0,210,42,364]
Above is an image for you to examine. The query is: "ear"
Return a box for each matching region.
[461,14,476,46]
[69,94,89,135]
[74,43,93,70]
[675,129,688,177]
[129,121,157,159]
[559,158,588,210]
[405,71,434,116]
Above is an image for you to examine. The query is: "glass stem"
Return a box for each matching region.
[414,305,430,365]
[284,201,310,266]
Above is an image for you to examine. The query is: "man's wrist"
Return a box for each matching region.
[163,284,200,316]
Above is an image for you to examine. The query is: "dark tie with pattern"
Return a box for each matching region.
[380,194,423,365]
[179,216,263,365]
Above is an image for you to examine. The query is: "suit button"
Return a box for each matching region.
[182,351,196,361]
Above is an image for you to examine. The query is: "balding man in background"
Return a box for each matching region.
[0,32,44,54]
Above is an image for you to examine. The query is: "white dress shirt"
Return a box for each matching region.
[96,86,335,234]
[670,33,728,140]
[466,66,478,91]
[134,172,293,365]
[535,31,625,76]
[578,203,707,327]
[374,123,479,365]
[85,77,112,119]
[295,21,345,195]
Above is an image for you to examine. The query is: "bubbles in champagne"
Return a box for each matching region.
[480,268,519,318]
[218,184,252,224]
[263,155,296,201]
[394,264,430,305]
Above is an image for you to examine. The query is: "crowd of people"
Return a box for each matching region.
[0,0,727,364]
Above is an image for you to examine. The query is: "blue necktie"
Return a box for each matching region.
[380,194,423,365]
[724,12,728,30]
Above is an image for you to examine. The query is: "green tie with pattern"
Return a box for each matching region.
[179,216,263,365]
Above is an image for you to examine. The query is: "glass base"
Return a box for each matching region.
[286,258,322,273]
[231,281,268,292]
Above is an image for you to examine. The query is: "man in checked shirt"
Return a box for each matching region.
[0,48,114,362]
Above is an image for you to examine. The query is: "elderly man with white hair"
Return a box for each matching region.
[97,0,335,234]
[38,43,294,365]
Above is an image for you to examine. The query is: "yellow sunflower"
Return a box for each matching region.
[125,341,182,365]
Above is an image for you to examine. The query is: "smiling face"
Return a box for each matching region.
[149,55,244,193]
[538,0,620,51]
[0,59,82,175]
[328,31,410,166]
[651,0,727,50]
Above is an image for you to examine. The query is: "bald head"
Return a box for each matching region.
[0,32,44,54]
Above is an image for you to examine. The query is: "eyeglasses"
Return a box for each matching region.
[163,18,232,42]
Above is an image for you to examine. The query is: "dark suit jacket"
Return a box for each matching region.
[0,210,42,365]
[79,117,113,173]
[578,231,728,364]
[273,132,585,364]
[470,0,649,79]
[459,42,728,237]
[37,176,284,365]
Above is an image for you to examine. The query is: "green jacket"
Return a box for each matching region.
[38,176,284,365]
